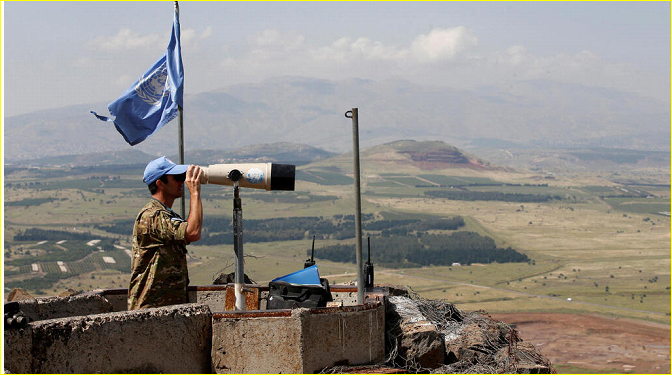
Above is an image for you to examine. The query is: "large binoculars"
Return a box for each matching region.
[199,163,295,191]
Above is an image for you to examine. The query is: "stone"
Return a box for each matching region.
[57,289,79,298]
[7,289,34,302]
[386,296,446,369]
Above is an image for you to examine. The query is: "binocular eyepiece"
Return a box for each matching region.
[199,163,295,191]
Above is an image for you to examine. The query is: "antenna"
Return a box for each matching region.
[364,236,374,288]
[311,235,315,263]
[304,235,316,268]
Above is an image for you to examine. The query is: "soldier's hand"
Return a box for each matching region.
[185,165,203,196]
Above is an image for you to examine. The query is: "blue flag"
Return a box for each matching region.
[92,10,183,146]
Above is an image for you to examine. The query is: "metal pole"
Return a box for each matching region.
[175,2,185,219]
[345,108,364,305]
[232,181,246,310]
[178,106,185,218]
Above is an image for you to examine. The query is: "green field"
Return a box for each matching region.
[3,158,670,328]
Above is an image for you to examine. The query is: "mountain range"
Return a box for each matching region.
[3,76,669,162]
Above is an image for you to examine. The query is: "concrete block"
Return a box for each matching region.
[211,302,385,374]
[193,286,229,312]
[98,289,128,312]
[15,293,114,322]
[300,303,386,372]
[4,303,212,374]
[212,311,302,374]
[4,324,33,374]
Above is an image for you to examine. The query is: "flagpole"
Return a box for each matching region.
[178,106,185,218]
[174,1,186,218]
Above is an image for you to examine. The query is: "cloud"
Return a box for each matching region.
[87,26,213,52]
[202,25,665,103]
[488,46,608,80]
[410,27,478,62]
[181,26,213,49]
[241,27,477,69]
[313,37,409,63]
[251,29,305,51]
[88,28,164,51]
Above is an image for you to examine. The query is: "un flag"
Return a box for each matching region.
[92,10,183,146]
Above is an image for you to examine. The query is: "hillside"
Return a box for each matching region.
[359,140,499,171]
[303,140,506,177]
[7,142,335,168]
[3,77,669,161]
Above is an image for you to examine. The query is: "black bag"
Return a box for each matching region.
[267,278,333,309]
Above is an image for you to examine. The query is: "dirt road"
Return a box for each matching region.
[491,313,670,374]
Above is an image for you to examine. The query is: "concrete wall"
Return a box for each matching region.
[211,302,386,374]
[98,285,250,313]
[9,285,365,321]
[212,311,303,374]
[300,303,385,371]
[4,304,213,374]
[4,285,387,373]
[11,293,114,322]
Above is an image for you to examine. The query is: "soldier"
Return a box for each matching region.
[128,157,203,310]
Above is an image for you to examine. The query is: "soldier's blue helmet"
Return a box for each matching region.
[143,156,189,185]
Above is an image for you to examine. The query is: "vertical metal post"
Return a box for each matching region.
[345,108,364,305]
[178,106,185,218]
[232,181,246,310]
[175,1,185,219]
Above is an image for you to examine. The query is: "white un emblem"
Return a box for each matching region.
[246,168,264,184]
[135,63,171,105]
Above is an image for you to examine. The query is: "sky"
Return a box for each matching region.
[2,1,670,118]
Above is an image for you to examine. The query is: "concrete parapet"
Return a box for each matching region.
[12,292,114,322]
[212,310,303,373]
[300,302,386,372]
[4,285,388,374]
[211,302,385,374]
[4,303,212,374]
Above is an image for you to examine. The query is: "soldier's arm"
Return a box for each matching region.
[184,165,203,243]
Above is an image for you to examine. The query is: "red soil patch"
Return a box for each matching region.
[490,313,671,374]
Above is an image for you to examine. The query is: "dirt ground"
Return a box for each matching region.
[490,313,671,374]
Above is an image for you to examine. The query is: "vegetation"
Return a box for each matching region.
[5,197,64,206]
[296,170,354,185]
[314,232,528,268]
[14,228,97,242]
[425,189,562,202]
[94,220,136,235]
[197,215,464,245]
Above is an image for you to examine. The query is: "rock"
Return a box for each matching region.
[400,324,446,369]
[57,289,79,298]
[386,296,446,370]
[7,289,34,302]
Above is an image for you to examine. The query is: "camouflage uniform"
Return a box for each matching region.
[128,199,189,310]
